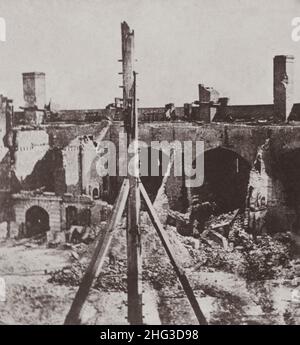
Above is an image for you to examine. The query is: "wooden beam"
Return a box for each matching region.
[64,178,130,325]
[121,21,143,325]
[127,172,143,324]
[126,71,143,325]
[121,21,134,108]
[139,181,208,325]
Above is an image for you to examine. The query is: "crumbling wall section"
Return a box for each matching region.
[14,129,49,181]
[22,148,66,195]
[62,137,81,195]
[62,123,110,196]
[46,121,109,149]
[247,138,297,234]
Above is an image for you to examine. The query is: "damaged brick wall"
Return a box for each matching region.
[245,138,298,235]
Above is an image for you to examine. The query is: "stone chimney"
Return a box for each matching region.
[22,72,46,125]
[273,55,294,122]
[198,84,219,122]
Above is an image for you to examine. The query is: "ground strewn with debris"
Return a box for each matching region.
[0,211,299,325]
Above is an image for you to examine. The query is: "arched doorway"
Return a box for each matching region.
[192,147,251,214]
[25,206,50,237]
[92,188,99,200]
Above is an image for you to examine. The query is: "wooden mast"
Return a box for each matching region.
[121,21,143,325]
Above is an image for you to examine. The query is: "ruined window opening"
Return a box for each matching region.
[78,209,91,227]
[66,206,78,230]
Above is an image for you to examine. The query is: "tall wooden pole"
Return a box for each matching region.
[121,22,134,109]
[127,72,143,324]
[121,21,143,325]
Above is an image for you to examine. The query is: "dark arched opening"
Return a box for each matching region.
[192,147,251,214]
[92,188,99,200]
[276,149,300,208]
[273,149,300,232]
[25,206,49,237]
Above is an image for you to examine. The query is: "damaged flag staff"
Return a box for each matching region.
[64,21,207,325]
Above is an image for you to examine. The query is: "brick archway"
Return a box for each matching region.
[12,194,62,234]
[25,206,49,237]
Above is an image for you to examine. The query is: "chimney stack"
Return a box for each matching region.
[198,84,219,122]
[22,72,46,125]
[273,55,294,122]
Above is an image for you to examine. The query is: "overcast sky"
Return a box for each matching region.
[0,0,299,109]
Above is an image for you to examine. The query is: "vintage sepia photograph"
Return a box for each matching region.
[0,0,299,328]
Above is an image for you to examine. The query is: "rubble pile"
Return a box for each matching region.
[48,212,190,292]
[48,258,128,291]
[94,260,127,292]
[180,211,294,282]
[195,242,241,272]
[283,258,300,287]
[142,261,178,291]
[66,225,101,245]
[238,233,293,281]
[48,207,296,295]
[181,232,242,273]
[48,261,85,286]
[167,210,191,236]
[205,210,241,233]
[48,256,180,293]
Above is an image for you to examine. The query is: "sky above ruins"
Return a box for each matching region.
[0,0,299,109]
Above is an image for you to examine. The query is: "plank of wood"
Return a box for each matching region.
[211,208,240,234]
[126,71,143,325]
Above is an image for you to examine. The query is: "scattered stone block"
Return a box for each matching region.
[203,230,228,249]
